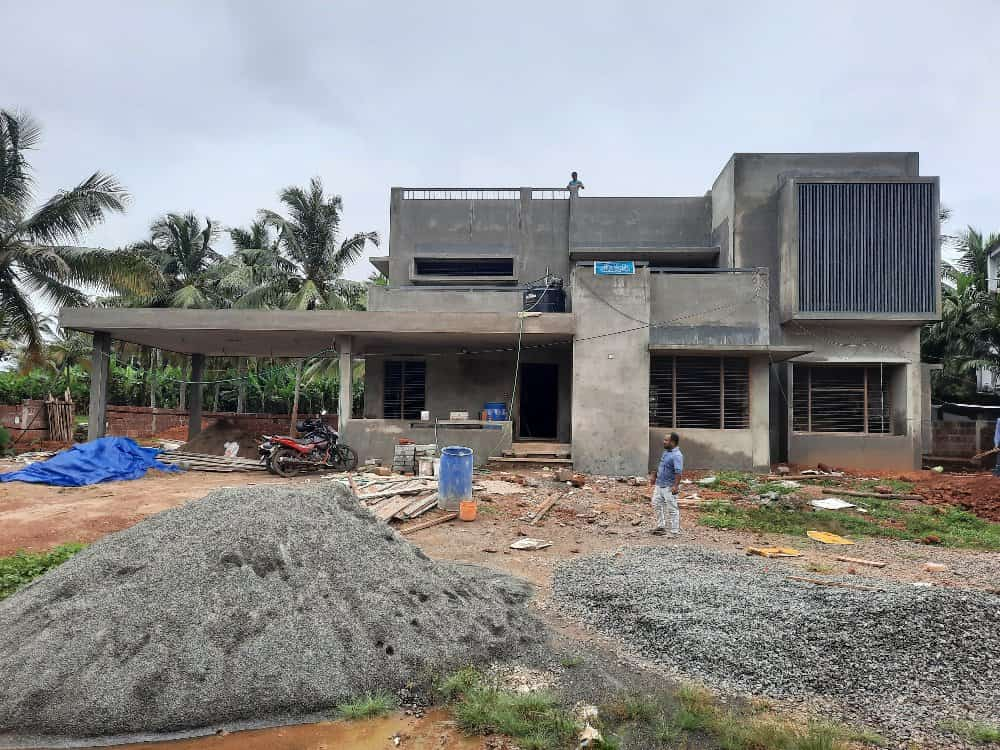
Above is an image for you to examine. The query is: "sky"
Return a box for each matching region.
[5,0,999,279]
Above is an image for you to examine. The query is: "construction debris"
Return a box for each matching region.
[400,511,458,534]
[746,547,803,558]
[510,538,552,551]
[528,497,559,526]
[392,443,436,474]
[806,530,854,545]
[0,484,544,740]
[835,556,887,568]
[158,451,267,473]
[810,498,857,511]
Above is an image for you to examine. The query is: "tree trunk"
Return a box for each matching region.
[150,349,158,410]
[289,360,303,437]
[179,359,188,411]
[236,358,247,414]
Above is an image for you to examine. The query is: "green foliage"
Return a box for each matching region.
[333,692,396,720]
[940,719,1000,744]
[699,497,1000,550]
[0,544,85,600]
[558,655,583,668]
[0,424,12,455]
[437,666,482,702]
[600,693,658,723]
[453,686,577,750]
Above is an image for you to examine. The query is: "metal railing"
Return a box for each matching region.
[401,188,569,200]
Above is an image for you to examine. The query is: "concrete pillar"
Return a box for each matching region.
[749,356,771,471]
[87,332,111,441]
[188,353,204,441]
[337,336,353,427]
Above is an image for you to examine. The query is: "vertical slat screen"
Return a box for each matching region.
[384,361,426,420]
[798,182,935,314]
[793,364,893,434]
[649,356,749,430]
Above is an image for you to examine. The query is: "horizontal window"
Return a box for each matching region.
[413,257,514,277]
[792,364,892,434]
[384,360,426,420]
[649,356,749,430]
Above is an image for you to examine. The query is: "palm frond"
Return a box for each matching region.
[20,172,128,245]
[331,231,379,275]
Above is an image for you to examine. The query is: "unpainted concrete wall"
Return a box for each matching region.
[570,197,712,249]
[388,190,571,291]
[571,266,650,475]
[711,158,735,269]
[367,286,525,313]
[648,270,768,346]
[342,419,512,467]
[649,428,754,471]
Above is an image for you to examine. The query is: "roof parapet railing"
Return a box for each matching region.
[401,188,570,200]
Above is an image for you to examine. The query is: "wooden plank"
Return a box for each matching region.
[400,512,458,534]
[835,556,888,568]
[529,497,558,526]
[360,482,434,501]
[831,489,925,502]
[487,456,574,465]
[372,495,416,521]
[396,493,439,520]
[786,575,882,592]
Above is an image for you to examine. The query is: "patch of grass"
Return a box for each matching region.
[559,655,583,668]
[333,692,396,720]
[0,543,86,600]
[437,666,482,702]
[712,471,755,493]
[454,686,577,750]
[600,692,658,723]
[805,561,834,574]
[854,478,915,493]
[699,499,1000,550]
[940,719,1000,744]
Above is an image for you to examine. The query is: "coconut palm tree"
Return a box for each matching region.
[954,227,1000,292]
[261,177,378,430]
[0,109,154,353]
[260,177,378,311]
[134,212,222,308]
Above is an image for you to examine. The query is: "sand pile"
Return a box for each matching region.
[178,418,262,458]
[0,483,545,744]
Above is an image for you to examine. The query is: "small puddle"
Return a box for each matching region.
[72,710,482,750]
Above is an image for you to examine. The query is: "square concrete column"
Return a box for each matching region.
[336,336,353,428]
[87,332,111,441]
[188,353,205,441]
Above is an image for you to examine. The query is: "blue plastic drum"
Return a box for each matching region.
[438,446,473,510]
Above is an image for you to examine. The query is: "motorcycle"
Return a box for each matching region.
[258,414,358,477]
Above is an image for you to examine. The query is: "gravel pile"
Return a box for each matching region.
[0,483,544,744]
[552,546,1000,737]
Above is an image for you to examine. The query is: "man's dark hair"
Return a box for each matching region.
[670,432,680,446]
[571,171,578,178]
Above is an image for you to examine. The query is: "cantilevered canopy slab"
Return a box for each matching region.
[648,344,812,362]
[59,308,576,357]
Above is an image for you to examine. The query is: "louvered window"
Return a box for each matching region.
[649,356,750,429]
[792,365,892,434]
[384,361,426,420]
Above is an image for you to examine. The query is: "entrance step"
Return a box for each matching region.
[504,442,571,458]
[487,456,573,465]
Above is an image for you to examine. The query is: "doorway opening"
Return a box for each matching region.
[518,363,559,440]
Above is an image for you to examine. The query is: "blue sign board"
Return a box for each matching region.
[594,260,635,276]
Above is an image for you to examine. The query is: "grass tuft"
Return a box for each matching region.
[437,666,481,702]
[333,692,396,720]
[0,544,86,600]
[940,719,1000,744]
[559,655,583,668]
[454,686,577,750]
[600,692,658,723]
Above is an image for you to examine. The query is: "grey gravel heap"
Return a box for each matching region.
[553,546,1000,736]
[0,484,544,743]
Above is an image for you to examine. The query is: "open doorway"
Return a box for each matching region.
[518,363,559,439]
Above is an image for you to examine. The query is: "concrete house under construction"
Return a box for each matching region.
[63,153,941,474]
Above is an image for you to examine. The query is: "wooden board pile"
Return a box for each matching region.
[349,474,441,523]
[157,451,267,473]
[391,443,436,474]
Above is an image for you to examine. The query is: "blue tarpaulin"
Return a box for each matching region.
[0,437,179,487]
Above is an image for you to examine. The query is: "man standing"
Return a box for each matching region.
[649,432,683,536]
[994,417,1000,477]
[566,171,585,193]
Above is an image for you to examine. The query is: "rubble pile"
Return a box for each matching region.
[0,483,544,744]
[553,546,1000,738]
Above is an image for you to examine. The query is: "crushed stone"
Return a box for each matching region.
[552,545,1000,741]
[0,483,544,745]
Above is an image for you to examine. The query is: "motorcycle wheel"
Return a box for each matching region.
[270,447,303,477]
[329,445,358,472]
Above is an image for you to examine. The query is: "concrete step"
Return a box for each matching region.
[488,456,574,465]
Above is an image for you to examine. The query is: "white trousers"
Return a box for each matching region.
[652,485,680,532]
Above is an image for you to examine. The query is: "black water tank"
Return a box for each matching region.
[523,278,565,312]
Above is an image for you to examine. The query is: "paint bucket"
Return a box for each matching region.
[438,446,473,511]
[459,500,477,522]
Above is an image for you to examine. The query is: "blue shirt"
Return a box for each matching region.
[655,447,683,488]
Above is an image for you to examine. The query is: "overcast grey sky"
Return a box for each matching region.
[6,0,999,279]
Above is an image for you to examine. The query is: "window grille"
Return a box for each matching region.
[384,361,426,420]
[649,356,750,430]
[792,364,892,434]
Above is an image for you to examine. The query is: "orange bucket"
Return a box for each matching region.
[458,500,477,522]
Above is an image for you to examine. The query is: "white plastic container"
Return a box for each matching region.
[418,458,434,477]
[420,410,430,421]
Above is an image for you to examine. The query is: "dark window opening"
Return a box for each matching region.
[792,364,891,434]
[649,356,749,430]
[384,360,426,420]
[413,257,514,277]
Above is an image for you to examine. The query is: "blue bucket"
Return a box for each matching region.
[438,446,473,510]
[484,402,508,421]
